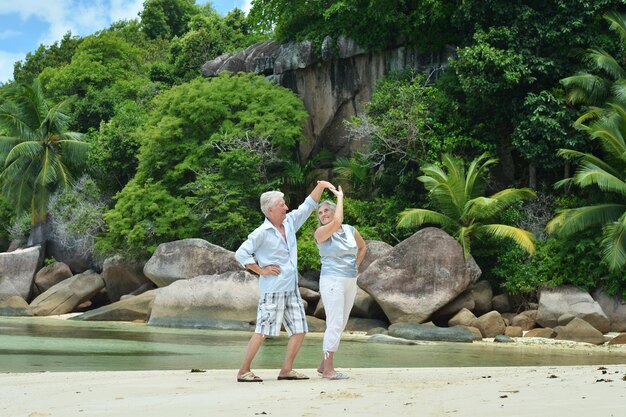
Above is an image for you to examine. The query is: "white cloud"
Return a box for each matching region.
[241,0,252,14]
[0,50,26,84]
[0,29,20,40]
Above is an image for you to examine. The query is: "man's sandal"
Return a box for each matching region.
[237,371,263,382]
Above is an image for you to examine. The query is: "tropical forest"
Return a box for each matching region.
[2,0,626,305]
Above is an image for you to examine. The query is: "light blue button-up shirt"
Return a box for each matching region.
[235,196,317,294]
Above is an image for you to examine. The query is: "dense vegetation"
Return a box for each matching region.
[1,0,626,299]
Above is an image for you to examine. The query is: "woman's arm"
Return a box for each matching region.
[354,228,367,268]
[314,186,344,244]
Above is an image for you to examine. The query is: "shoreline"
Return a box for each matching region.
[1,365,625,417]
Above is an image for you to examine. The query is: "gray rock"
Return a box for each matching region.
[72,290,157,322]
[554,317,606,345]
[504,326,523,337]
[592,287,626,332]
[148,271,258,329]
[345,317,388,332]
[469,280,493,315]
[143,239,242,287]
[0,246,41,299]
[306,315,327,333]
[388,322,475,343]
[358,228,481,323]
[0,295,33,316]
[32,262,73,296]
[358,240,392,273]
[492,293,511,313]
[102,256,152,302]
[351,286,387,320]
[366,327,388,335]
[30,270,104,316]
[537,286,610,334]
[46,239,91,274]
[368,333,417,345]
[494,335,514,343]
[432,291,475,323]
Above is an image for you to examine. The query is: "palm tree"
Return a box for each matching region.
[561,11,626,123]
[546,103,626,271]
[398,153,536,257]
[0,80,88,244]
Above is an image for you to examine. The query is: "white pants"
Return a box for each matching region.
[320,275,358,353]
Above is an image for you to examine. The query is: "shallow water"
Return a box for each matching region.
[1,316,626,373]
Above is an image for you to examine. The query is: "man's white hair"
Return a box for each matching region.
[260,191,284,217]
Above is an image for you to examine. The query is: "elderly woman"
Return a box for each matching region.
[315,186,366,380]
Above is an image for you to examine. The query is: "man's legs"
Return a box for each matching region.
[237,333,266,379]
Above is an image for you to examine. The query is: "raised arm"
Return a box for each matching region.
[314,186,344,244]
[310,180,335,203]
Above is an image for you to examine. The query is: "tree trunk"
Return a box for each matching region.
[528,162,537,190]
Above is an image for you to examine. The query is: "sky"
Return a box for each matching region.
[0,0,252,85]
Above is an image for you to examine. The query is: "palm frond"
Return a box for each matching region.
[397,208,457,230]
[573,162,626,196]
[561,73,610,105]
[556,148,621,178]
[546,204,626,236]
[601,211,626,271]
[478,224,536,255]
[467,188,536,220]
[586,48,626,80]
[605,11,626,43]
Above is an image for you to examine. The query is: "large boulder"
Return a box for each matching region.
[358,227,481,323]
[46,240,91,274]
[358,240,393,273]
[0,246,41,299]
[29,270,105,316]
[591,287,626,332]
[143,239,242,287]
[554,317,606,345]
[471,311,506,338]
[72,290,157,322]
[102,256,152,302]
[536,285,610,334]
[32,262,73,296]
[148,271,258,329]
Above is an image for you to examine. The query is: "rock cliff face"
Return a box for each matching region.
[202,37,454,160]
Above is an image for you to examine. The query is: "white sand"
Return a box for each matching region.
[1,365,625,417]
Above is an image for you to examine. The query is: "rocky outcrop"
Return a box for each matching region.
[358,227,481,323]
[554,317,606,345]
[148,271,258,329]
[143,239,242,287]
[471,311,506,338]
[537,286,610,334]
[32,262,73,296]
[0,246,41,300]
[202,38,454,160]
[102,256,153,302]
[30,270,104,316]
[592,287,626,332]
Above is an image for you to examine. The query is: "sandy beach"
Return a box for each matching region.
[1,364,625,417]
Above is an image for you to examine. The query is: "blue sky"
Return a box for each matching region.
[0,0,252,84]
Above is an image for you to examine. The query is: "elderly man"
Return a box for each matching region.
[235,180,335,382]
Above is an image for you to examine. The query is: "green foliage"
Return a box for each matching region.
[183,148,269,250]
[296,216,321,273]
[398,153,537,257]
[43,257,57,267]
[248,0,459,52]
[0,80,88,224]
[0,194,15,244]
[102,71,308,257]
[135,72,307,187]
[494,232,626,298]
[13,32,82,84]
[98,179,200,260]
[140,0,197,40]
[87,100,147,193]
